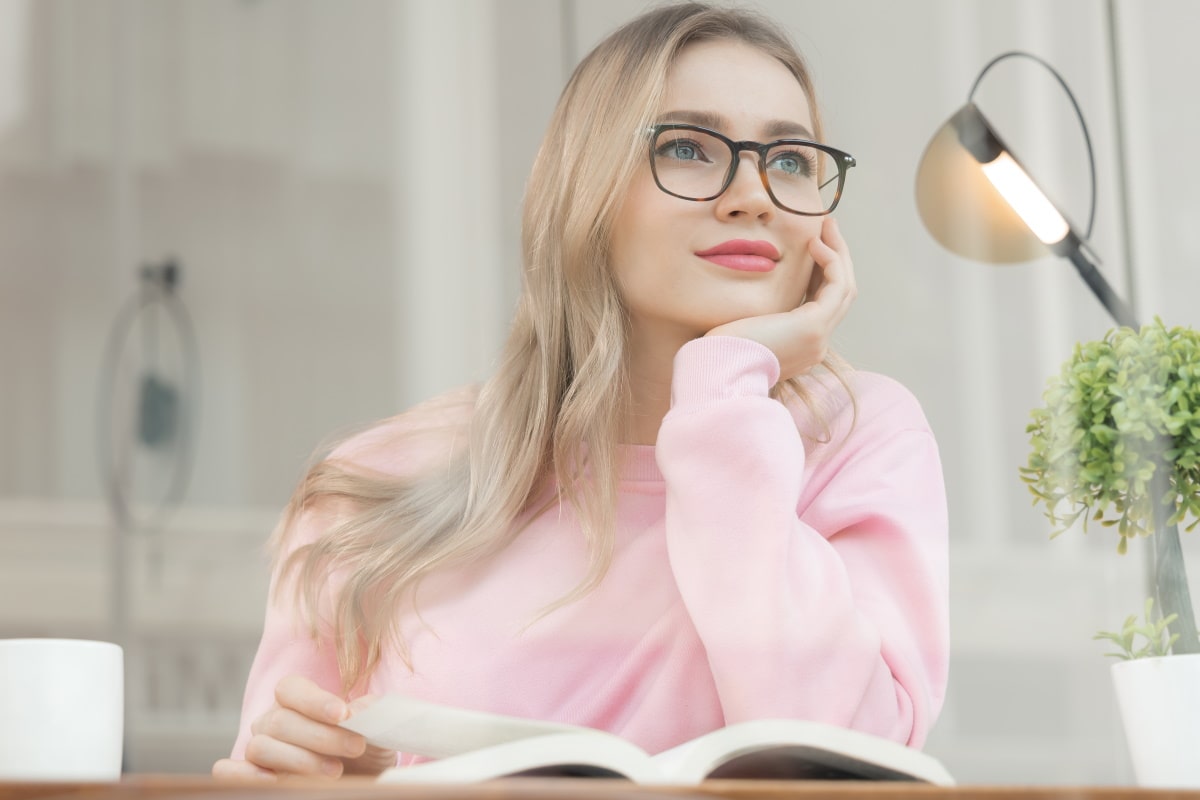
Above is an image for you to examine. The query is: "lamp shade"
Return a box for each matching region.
[915,104,1051,263]
[916,52,1139,329]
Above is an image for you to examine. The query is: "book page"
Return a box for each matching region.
[374,732,658,784]
[341,694,592,759]
[703,745,935,781]
[648,719,955,785]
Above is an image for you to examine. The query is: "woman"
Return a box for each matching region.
[214,1,949,781]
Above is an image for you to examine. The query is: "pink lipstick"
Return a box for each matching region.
[695,239,780,272]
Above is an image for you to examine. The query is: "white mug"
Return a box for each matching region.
[0,638,124,781]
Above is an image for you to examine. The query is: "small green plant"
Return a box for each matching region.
[1021,318,1200,549]
[1094,598,1179,659]
[1022,318,1200,655]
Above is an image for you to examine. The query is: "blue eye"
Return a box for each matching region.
[656,138,710,163]
[767,149,815,177]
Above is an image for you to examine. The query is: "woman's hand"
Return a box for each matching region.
[705,216,856,382]
[211,675,397,781]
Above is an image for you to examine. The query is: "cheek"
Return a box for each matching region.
[610,179,677,295]
[609,217,645,305]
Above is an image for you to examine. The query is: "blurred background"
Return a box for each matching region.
[1,0,1198,782]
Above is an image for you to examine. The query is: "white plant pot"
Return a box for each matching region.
[1111,653,1200,787]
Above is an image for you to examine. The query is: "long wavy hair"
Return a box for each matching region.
[274,1,853,692]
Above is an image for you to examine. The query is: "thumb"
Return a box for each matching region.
[347,694,382,716]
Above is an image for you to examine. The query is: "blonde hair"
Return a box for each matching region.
[274,1,854,692]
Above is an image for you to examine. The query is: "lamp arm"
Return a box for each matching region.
[1149,469,1200,654]
[1062,256,1199,652]
[969,51,1098,239]
[1063,246,1140,329]
[1153,517,1200,654]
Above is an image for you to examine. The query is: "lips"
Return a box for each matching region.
[695,239,781,272]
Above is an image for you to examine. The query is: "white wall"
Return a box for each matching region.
[1,0,1197,781]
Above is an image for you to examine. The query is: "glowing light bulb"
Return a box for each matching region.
[979,152,1070,245]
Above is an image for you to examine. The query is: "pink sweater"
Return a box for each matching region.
[231,337,949,762]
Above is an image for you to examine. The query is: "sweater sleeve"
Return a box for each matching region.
[655,336,949,747]
[228,389,476,760]
[229,503,347,760]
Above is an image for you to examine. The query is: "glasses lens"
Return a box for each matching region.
[763,143,842,213]
[652,127,733,201]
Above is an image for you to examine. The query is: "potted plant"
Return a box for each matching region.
[1022,318,1200,787]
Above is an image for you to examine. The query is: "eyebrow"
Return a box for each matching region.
[656,109,814,140]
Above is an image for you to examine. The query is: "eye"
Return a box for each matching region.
[766,148,816,177]
[655,137,711,163]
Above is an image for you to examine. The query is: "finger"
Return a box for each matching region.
[808,227,842,270]
[254,705,368,759]
[275,675,350,725]
[805,242,847,309]
[249,701,280,736]
[803,259,825,305]
[244,733,346,778]
[822,215,848,252]
[212,758,278,783]
[340,696,397,775]
[809,221,856,303]
[344,744,400,776]
[347,694,381,715]
[823,217,857,299]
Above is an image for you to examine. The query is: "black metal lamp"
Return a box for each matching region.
[916,52,1198,655]
[914,51,1138,329]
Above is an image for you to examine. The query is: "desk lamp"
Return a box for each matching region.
[915,52,1198,654]
[914,51,1138,328]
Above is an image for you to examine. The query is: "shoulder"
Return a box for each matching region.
[789,368,934,445]
[268,387,476,560]
[325,384,478,479]
[843,370,932,433]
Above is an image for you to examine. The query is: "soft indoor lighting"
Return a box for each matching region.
[914,51,1139,329]
[979,152,1070,245]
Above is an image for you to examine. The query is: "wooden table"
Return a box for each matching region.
[2,777,1199,800]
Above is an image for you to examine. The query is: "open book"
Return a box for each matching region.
[340,695,955,786]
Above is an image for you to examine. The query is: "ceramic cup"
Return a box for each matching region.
[0,638,124,781]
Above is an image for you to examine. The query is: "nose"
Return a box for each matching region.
[713,152,775,221]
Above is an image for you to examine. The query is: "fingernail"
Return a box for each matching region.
[325,701,347,722]
[321,759,343,777]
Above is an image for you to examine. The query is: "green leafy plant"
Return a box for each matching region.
[1022,318,1200,655]
[1094,598,1179,659]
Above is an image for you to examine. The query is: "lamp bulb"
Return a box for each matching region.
[979,152,1070,245]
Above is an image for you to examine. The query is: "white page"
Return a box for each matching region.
[649,719,955,785]
[340,695,587,759]
[374,732,658,784]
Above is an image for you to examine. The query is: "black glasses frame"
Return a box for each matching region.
[647,123,857,216]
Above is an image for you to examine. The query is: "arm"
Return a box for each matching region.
[215,501,396,779]
[656,337,949,746]
[227,527,346,764]
[216,396,472,778]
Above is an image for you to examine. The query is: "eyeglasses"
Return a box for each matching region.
[647,123,856,216]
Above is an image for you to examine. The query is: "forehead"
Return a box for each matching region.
[661,39,814,135]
